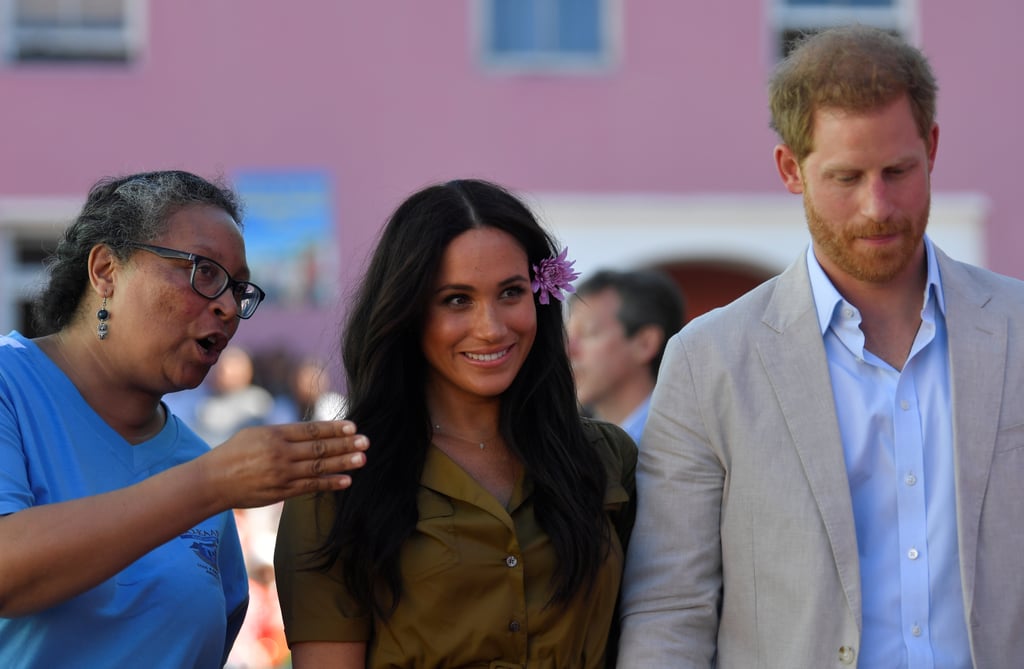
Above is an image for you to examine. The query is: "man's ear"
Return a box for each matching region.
[926,122,939,173]
[87,244,118,298]
[774,144,805,195]
[629,324,663,367]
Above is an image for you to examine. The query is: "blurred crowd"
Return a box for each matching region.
[166,345,346,669]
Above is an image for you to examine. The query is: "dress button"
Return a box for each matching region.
[508,620,521,632]
[839,646,856,664]
[912,624,922,637]
[505,555,518,568]
[908,547,919,560]
[905,472,917,486]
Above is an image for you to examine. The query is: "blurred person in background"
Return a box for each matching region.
[567,269,686,443]
[275,179,636,668]
[228,352,348,669]
[0,170,368,668]
[193,345,276,446]
[288,356,348,422]
[226,509,289,669]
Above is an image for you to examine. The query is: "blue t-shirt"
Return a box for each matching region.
[0,331,248,669]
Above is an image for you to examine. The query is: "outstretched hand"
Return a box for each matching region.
[199,419,369,510]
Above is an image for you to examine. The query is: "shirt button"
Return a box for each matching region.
[505,555,518,568]
[912,624,922,637]
[900,399,910,411]
[908,548,919,560]
[508,620,521,632]
[905,472,917,486]
[843,308,854,319]
[839,646,856,664]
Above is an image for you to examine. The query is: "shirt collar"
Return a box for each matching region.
[621,395,651,431]
[806,235,946,336]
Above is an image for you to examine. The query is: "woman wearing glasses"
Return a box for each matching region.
[274,179,637,668]
[0,170,368,668]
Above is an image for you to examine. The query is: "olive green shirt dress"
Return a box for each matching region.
[275,419,637,669]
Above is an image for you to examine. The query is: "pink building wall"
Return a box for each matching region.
[2,0,1021,361]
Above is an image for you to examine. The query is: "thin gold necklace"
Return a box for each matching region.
[433,423,498,450]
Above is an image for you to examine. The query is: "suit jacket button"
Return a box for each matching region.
[839,646,856,664]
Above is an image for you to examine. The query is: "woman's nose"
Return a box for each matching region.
[475,302,508,339]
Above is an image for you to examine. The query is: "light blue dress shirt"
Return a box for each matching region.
[621,394,652,445]
[806,237,970,669]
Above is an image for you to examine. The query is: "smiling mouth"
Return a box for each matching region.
[465,348,510,362]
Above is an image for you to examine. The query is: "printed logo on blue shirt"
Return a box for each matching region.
[181,528,221,578]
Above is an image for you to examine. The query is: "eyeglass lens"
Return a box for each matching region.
[191,258,261,318]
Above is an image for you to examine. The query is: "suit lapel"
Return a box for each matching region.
[756,256,863,629]
[937,250,1006,614]
[747,248,1006,633]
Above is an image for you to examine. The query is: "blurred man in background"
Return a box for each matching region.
[567,269,686,443]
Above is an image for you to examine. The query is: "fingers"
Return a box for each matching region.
[277,419,359,442]
[218,420,370,505]
[277,420,369,482]
[269,421,367,459]
[307,449,366,476]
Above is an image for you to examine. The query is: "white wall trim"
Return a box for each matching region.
[527,191,990,282]
[0,196,79,333]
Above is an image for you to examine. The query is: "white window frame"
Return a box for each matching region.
[528,191,988,284]
[0,197,78,335]
[473,0,621,75]
[769,0,918,60]
[1,0,145,64]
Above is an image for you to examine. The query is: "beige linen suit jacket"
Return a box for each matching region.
[617,246,1024,668]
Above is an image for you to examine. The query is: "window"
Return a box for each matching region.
[0,197,74,336]
[0,232,59,336]
[14,234,57,264]
[772,0,914,59]
[4,0,142,63]
[478,0,616,73]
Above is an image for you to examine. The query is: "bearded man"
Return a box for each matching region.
[618,25,1024,669]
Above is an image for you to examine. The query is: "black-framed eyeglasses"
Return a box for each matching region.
[129,243,266,319]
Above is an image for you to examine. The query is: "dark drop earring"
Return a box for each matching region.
[96,297,110,340]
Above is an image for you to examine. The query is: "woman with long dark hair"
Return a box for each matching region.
[275,179,636,667]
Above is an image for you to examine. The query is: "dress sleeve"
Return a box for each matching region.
[274,493,371,644]
[581,419,638,669]
[583,418,638,555]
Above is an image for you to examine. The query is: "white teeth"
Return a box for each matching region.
[466,349,507,362]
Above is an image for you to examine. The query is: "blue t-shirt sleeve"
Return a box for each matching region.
[220,515,250,656]
[0,373,32,516]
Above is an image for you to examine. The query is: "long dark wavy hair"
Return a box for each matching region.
[319,179,609,617]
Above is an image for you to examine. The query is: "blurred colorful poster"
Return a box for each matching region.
[232,169,337,307]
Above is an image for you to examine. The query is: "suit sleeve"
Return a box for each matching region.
[616,333,723,668]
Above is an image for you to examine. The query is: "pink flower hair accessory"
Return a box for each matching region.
[531,247,580,305]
